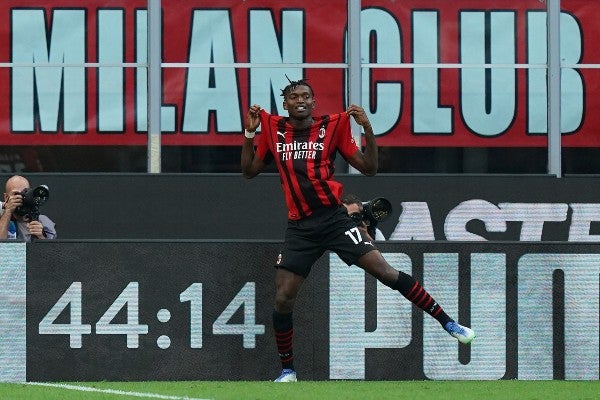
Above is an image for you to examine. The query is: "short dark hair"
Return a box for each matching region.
[280,78,314,99]
[341,193,362,206]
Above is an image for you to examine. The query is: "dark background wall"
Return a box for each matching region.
[1,173,599,240]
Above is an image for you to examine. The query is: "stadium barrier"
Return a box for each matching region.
[1,173,600,241]
[0,240,598,381]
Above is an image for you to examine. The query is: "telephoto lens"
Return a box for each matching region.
[362,197,392,222]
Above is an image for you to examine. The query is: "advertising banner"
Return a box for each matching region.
[1,1,599,146]
[0,241,595,381]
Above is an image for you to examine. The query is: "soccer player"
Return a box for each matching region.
[241,79,475,382]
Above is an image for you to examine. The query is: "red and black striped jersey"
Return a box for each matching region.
[256,110,360,220]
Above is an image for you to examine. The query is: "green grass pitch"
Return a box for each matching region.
[0,380,598,400]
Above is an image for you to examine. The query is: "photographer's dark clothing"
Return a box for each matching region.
[277,205,378,278]
[10,215,56,242]
[256,110,360,221]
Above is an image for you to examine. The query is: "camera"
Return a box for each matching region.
[349,197,393,238]
[14,185,50,221]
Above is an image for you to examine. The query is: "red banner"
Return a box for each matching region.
[0,0,599,147]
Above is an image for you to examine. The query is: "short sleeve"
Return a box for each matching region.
[255,110,273,163]
[335,113,360,160]
[39,215,57,239]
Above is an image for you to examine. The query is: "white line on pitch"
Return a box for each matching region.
[26,382,212,400]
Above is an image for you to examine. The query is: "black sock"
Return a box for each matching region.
[392,270,453,327]
[273,310,294,370]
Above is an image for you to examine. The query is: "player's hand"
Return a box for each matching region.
[27,220,45,239]
[346,104,371,128]
[246,104,262,132]
[357,224,373,241]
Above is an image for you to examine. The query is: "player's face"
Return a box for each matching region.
[283,85,315,119]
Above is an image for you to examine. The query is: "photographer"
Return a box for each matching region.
[341,193,387,240]
[0,175,56,241]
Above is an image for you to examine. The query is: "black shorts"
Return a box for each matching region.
[275,205,378,278]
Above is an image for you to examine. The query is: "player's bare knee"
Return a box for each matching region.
[373,264,399,287]
[275,293,296,313]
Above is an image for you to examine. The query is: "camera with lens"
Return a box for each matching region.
[14,185,50,221]
[349,197,393,238]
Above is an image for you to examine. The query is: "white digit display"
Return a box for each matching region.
[212,282,265,348]
[38,281,265,349]
[38,282,92,348]
[95,282,149,348]
[179,282,203,348]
